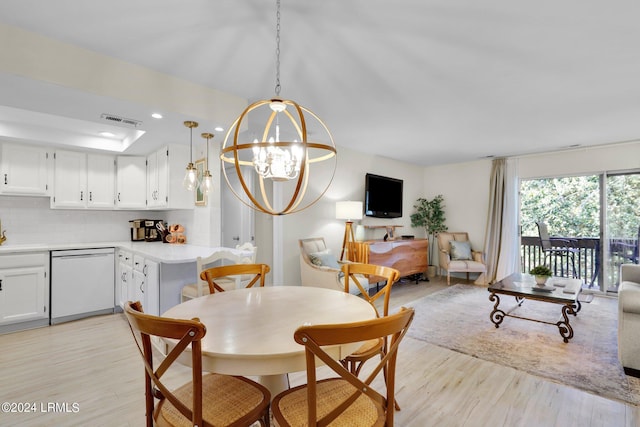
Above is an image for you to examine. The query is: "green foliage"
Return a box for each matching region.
[411,195,448,265]
[520,174,640,239]
[529,265,552,276]
[411,195,448,236]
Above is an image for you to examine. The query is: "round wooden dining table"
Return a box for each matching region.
[162,286,376,396]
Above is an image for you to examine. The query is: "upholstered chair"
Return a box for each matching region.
[437,231,487,285]
[299,237,369,294]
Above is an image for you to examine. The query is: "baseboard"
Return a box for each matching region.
[623,366,640,378]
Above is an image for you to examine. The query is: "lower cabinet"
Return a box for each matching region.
[133,255,159,316]
[0,252,49,332]
[116,249,133,311]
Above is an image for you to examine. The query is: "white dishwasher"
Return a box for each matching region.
[51,248,115,324]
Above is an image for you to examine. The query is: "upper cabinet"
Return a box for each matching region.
[51,150,115,209]
[116,156,146,209]
[0,142,50,196]
[147,145,194,210]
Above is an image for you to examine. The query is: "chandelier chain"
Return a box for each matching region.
[275,0,281,97]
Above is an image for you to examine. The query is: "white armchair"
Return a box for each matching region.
[618,263,640,376]
[437,231,487,285]
[299,237,369,295]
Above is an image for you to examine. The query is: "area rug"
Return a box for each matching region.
[398,284,640,405]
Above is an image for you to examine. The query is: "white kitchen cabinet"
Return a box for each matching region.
[132,255,159,315]
[116,249,133,310]
[87,154,116,208]
[146,145,193,209]
[116,156,146,209]
[0,142,50,196]
[52,151,115,209]
[0,253,49,330]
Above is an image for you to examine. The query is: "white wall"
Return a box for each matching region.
[278,145,425,285]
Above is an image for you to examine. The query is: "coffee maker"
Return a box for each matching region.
[144,220,165,242]
[129,219,146,241]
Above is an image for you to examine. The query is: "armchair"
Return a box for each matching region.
[437,231,487,285]
[299,237,369,295]
[618,263,640,376]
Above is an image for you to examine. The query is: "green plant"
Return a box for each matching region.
[529,265,552,276]
[411,195,448,265]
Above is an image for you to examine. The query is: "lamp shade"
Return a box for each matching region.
[336,201,363,221]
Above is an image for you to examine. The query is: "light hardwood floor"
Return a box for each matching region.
[0,276,638,426]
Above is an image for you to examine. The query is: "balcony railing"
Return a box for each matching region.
[521,236,639,292]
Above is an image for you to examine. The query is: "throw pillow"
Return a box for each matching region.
[450,240,472,260]
[308,249,341,269]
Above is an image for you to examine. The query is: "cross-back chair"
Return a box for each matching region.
[123,301,271,427]
[200,263,270,294]
[340,263,400,375]
[272,307,414,427]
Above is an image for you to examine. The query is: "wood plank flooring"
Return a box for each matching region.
[0,276,637,426]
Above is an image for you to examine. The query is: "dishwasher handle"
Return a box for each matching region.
[53,253,112,260]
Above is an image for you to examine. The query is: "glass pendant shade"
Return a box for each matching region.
[183,120,199,191]
[183,163,198,191]
[201,170,213,195]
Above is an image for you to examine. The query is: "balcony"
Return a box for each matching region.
[520,236,639,292]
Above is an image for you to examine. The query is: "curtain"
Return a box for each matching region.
[483,158,520,283]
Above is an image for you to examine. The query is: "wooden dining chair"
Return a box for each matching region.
[271,307,415,427]
[340,263,400,375]
[123,301,271,427]
[200,263,270,294]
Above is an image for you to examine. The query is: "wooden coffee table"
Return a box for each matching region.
[488,273,583,342]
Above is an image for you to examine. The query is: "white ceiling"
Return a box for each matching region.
[1,0,639,165]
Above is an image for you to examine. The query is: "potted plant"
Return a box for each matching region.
[410,195,447,278]
[529,265,553,286]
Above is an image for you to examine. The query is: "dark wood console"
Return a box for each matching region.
[350,239,428,281]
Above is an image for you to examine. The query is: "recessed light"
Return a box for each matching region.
[99,131,115,137]
[215,126,224,132]
[151,113,163,119]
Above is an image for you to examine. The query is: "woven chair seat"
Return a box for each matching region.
[273,378,384,427]
[157,373,270,427]
[347,337,383,358]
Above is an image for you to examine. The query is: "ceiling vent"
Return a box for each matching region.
[100,113,143,128]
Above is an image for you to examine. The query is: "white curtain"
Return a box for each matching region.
[484,158,520,283]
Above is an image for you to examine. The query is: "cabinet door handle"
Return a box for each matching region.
[3,174,6,185]
[89,191,93,201]
[118,193,121,202]
[80,191,83,201]
[0,279,2,291]
[140,280,145,293]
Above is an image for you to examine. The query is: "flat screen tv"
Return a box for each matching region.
[364,173,403,218]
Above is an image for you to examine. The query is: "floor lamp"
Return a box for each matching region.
[336,201,363,261]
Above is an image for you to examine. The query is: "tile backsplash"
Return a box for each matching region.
[0,196,168,245]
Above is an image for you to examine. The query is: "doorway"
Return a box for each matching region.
[221,165,255,249]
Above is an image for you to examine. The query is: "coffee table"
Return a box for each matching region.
[488,273,583,342]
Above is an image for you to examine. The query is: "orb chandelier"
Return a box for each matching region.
[220,0,336,215]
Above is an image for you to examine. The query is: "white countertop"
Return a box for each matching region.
[0,241,245,264]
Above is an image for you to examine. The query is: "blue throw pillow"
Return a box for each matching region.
[308,249,341,269]
[450,240,472,260]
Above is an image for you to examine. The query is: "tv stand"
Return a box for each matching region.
[350,239,428,283]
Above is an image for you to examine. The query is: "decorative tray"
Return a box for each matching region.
[530,285,555,293]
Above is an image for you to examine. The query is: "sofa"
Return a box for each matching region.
[618,263,640,376]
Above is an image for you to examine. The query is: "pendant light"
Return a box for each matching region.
[182,120,199,191]
[220,0,337,215]
[200,132,214,195]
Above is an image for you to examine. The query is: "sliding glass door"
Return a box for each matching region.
[520,171,640,293]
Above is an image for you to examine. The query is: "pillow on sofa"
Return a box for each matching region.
[450,240,472,260]
[308,249,341,269]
